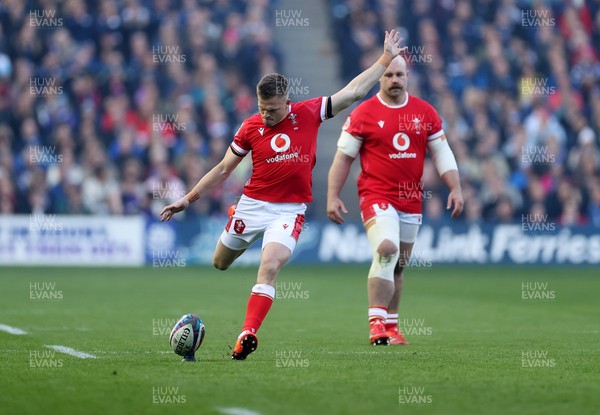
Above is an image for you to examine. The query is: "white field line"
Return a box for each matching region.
[91,350,172,354]
[0,324,28,335]
[1,324,173,357]
[326,350,395,355]
[45,345,97,359]
[27,327,91,332]
[217,408,263,415]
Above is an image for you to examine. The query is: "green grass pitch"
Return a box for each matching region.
[1,265,599,415]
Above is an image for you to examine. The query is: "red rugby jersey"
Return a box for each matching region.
[230,97,329,203]
[344,93,444,216]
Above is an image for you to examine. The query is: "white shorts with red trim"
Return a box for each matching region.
[362,202,421,244]
[220,194,306,253]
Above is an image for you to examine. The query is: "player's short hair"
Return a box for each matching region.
[257,73,288,99]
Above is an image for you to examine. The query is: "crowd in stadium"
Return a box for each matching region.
[0,0,599,227]
[333,0,600,226]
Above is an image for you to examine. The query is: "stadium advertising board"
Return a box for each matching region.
[1,216,596,266]
[147,218,600,266]
[0,215,145,266]
[317,223,600,265]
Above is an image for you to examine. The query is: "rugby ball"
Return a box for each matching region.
[169,314,205,357]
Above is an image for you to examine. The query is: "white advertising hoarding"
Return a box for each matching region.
[0,215,144,266]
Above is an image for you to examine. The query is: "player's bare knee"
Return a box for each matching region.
[377,239,398,259]
[212,257,230,271]
[259,259,280,277]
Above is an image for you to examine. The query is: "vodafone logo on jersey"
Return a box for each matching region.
[390,132,417,159]
[393,132,410,151]
[270,133,291,153]
[266,133,309,164]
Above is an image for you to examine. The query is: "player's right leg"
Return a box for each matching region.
[212,240,245,271]
[213,196,262,270]
[364,204,401,345]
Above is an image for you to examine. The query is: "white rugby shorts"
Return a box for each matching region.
[220,195,306,253]
[362,202,421,244]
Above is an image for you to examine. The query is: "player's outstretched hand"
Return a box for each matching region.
[160,197,190,222]
[327,197,348,224]
[383,29,406,58]
[447,189,464,218]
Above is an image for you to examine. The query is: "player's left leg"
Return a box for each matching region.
[240,241,292,336]
[386,218,420,345]
[232,210,304,360]
[232,242,292,360]
[386,241,414,345]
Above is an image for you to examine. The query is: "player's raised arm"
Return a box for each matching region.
[329,30,405,117]
[160,148,244,221]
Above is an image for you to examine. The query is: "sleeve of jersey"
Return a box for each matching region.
[337,110,363,158]
[425,106,457,174]
[230,122,250,157]
[426,106,444,141]
[304,97,331,122]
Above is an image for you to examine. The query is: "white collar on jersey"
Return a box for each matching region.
[376,92,409,108]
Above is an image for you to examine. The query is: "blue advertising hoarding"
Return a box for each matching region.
[145,217,600,266]
[1,215,596,266]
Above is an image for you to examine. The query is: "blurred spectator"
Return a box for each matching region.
[492,195,516,224]
[82,165,122,214]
